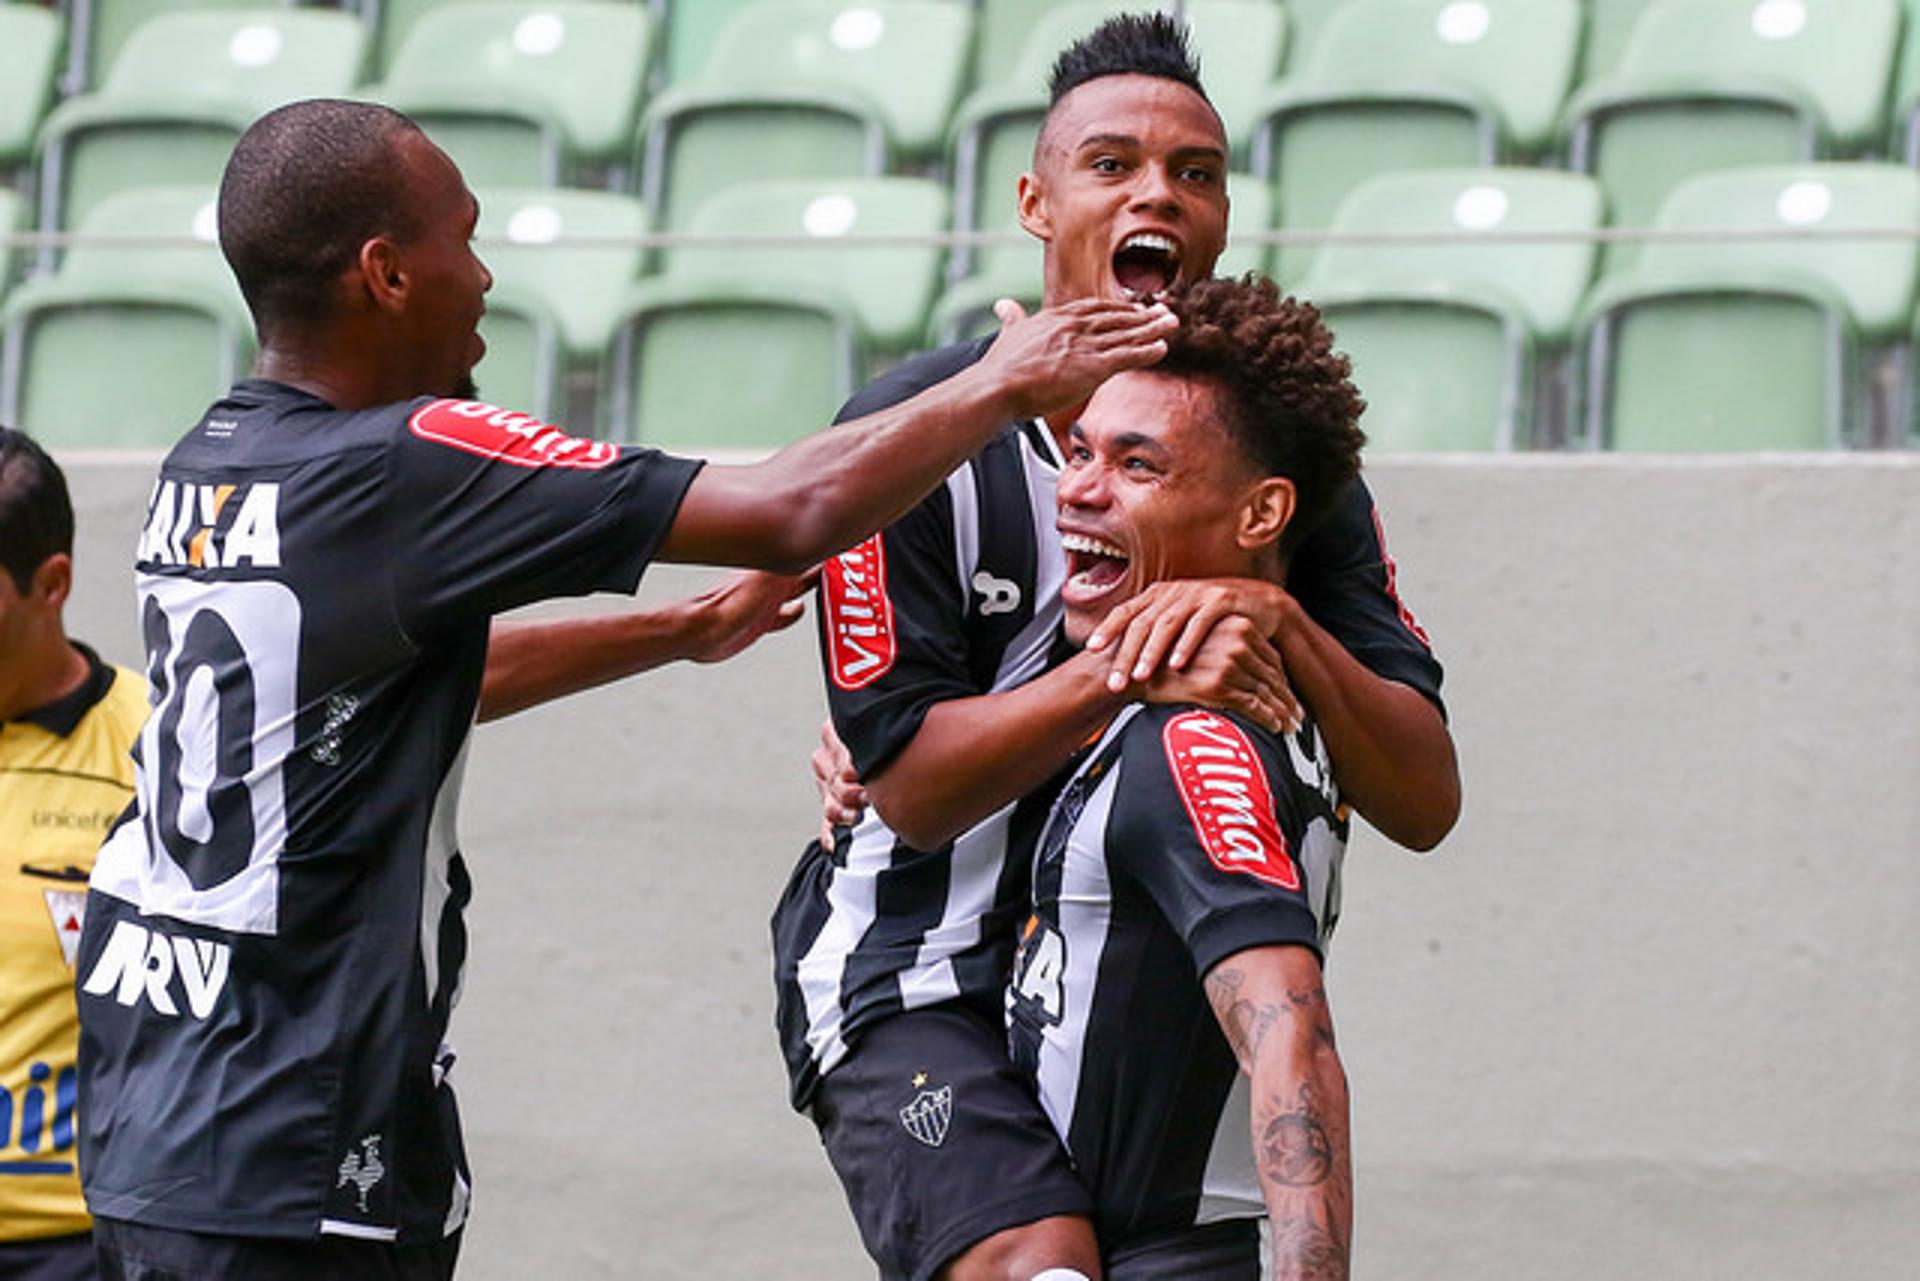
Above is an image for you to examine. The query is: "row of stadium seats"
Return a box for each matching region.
[5,163,1918,453]
[8,0,1920,247]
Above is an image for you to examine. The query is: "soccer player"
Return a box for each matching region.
[0,429,146,1281]
[1012,275,1364,1279]
[74,99,1173,1280]
[773,14,1457,1281]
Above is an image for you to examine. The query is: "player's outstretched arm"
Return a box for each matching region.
[476,571,811,721]
[657,299,1175,573]
[1089,579,1460,851]
[1205,946,1352,1281]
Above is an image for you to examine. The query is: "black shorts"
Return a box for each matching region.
[92,1220,461,1281]
[0,1231,97,1281]
[810,1002,1092,1281]
[1107,1218,1260,1280]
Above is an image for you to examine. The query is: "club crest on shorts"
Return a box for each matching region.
[899,1082,953,1148]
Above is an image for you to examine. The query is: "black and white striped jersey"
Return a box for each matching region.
[1008,703,1346,1249]
[77,381,699,1243]
[773,336,1440,1109]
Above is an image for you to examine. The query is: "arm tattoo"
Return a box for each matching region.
[1260,1083,1334,1187]
[1270,1215,1351,1280]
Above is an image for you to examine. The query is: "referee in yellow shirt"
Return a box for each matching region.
[0,428,146,1281]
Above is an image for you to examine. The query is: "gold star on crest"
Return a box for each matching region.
[911,1071,928,1088]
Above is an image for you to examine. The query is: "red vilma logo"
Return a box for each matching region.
[1162,711,1298,890]
[823,536,896,690]
[408,400,619,470]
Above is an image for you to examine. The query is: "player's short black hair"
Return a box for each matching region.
[218,98,429,335]
[1047,11,1208,106]
[1159,276,1368,554]
[0,427,74,594]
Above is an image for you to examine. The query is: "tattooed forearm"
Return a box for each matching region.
[1209,947,1352,1281]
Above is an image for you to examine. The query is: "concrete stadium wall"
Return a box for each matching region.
[58,455,1920,1279]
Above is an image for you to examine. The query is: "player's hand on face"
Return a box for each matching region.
[1134,615,1301,737]
[982,296,1177,421]
[811,718,867,846]
[687,568,816,665]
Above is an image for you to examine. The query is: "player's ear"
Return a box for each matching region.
[359,236,408,314]
[29,552,72,611]
[1016,170,1052,241]
[1237,477,1294,553]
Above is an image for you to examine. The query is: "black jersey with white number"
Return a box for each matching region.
[1008,704,1346,1249]
[772,336,1436,1109]
[76,381,700,1243]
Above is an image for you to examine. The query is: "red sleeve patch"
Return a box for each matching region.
[408,399,619,470]
[1161,711,1299,890]
[822,535,896,690]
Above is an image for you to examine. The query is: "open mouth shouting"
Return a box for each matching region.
[1112,231,1182,300]
[1061,530,1133,613]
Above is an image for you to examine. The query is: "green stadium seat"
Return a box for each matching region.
[60,0,280,96]
[471,186,652,417]
[637,1,974,230]
[1564,0,1903,273]
[0,6,61,174]
[1576,0,1661,84]
[1298,168,1602,450]
[1252,0,1583,281]
[1279,0,1345,73]
[375,2,654,187]
[661,0,759,84]
[34,9,369,234]
[1574,163,1920,451]
[605,177,948,447]
[0,185,253,447]
[949,1,1286,280]
[933,172,1277,346]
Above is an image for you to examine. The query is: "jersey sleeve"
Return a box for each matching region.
[1286,475,1447,717]
[818,488,978,778]
[383,399,704,638]
[816,339,999,779]
[1108,708,1325,977]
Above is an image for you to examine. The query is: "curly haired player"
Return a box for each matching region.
[1010,275,1368,1279]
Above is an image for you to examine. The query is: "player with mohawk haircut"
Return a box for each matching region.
[775,12,1458,1281]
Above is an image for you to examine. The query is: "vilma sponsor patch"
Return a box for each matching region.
[1161,711,1300,890]
[408,399,619,470]
[823,535,896,690]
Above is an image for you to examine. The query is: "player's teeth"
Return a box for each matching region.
[1062,533,1126,559]
[1122,234,1175,254]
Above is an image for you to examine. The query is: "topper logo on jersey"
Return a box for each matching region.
[1162,711,1299,890]
[409,399,619,469]
[137,480,281,569]
[823,535,896,690]
[81,919,231,1020]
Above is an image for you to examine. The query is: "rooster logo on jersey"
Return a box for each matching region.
[336,1135,386,1212]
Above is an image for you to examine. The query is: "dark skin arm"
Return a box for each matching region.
[1205,947,1353,1281]
[477,571,810,722]
[1087,579,1460,851]
[864,621,1296,852]
[657,300,1175,573]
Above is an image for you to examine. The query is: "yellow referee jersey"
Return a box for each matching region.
[0,645,145,1241]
